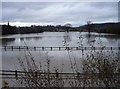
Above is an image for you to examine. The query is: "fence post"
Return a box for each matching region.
[56,71,59,78]
[26,46,28,51]
[11,46,13,51]
[111,47,112,50]
[34,47,36,51]
[76,47,78,50]
[77,72,80,78]
[15,70,18,80]
[59,47,61,51]
[19,46,21,51]
[42,47,44,51]
[51,47,52,51]
[4,46,6,51]
[35,71,38,78]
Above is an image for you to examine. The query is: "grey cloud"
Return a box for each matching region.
[2,2,118,26]
[90,2,117,9]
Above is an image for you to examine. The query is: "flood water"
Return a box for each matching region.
[1,32,120,87]
[1,32,120,71]
[1,32,120,47]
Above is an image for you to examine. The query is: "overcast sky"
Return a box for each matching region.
[1,2,118,26]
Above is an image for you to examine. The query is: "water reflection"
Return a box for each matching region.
[1,38,15,46]
[84,33,120,46]
[1,36,43,46]
[20,37,43,41]
[63,32,71,42]
[85,33,96,46]
[1,32,120,47]
[103,34,120,44]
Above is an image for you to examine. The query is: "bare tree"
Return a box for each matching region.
[87,21,92,34]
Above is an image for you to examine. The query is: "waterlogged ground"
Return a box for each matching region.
[1,32,120,87]
[1,32,120,70]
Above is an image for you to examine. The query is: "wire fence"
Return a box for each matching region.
[1,46,120,51]
[0,70,120,80]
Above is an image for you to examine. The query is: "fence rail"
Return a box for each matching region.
[1,46,120,51]
[0,70,120,80]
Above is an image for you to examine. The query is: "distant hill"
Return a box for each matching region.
[78,22,120,34]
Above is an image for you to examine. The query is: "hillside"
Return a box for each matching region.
[78,22,120,34]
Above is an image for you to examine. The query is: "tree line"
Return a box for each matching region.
[1,22,120,35]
